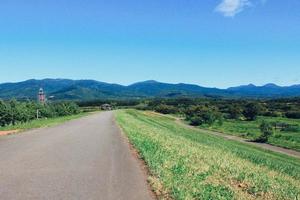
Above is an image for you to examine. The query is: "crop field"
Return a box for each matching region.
[203,116,300,151]
[115,109,300,200]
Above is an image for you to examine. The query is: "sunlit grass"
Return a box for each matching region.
[115,109,300,200]
[204,116,300,151]
[0,113,88,132]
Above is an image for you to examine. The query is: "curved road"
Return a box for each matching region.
[0,112,153,200]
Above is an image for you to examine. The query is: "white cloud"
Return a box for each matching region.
[215,0,252,17]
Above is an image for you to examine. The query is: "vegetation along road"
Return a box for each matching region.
[171,115,300,159]
[0,111,153,200]
[116,109,300,200]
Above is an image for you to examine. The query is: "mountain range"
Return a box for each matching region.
[0,79,299,100]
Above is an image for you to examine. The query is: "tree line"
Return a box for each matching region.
[79,97,300,122]
[145,97,300,118]
[0,100,80,127]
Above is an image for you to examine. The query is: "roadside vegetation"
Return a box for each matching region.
[136,98,300,151]
[206,116,300,151]
[0,100,81,131]
[0,113,87,132]
[116,109,300,200]
[78,97,300,150]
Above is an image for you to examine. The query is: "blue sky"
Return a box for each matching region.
[0,0,299,88]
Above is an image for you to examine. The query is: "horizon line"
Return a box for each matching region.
[0,78,299,89]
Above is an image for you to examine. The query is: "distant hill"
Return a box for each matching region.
[227,83,300,98]
[0,79,299,100]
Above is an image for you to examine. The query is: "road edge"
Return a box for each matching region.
[113,112,169,200]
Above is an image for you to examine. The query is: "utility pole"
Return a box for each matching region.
[36,109,39,120]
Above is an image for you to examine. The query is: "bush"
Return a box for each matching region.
[0,100,10,126]
[0,100,81,127]
[281,124,300,132]
[285,111,300,119]
[228,105,243,119]
[256,121,274,143]
[154,104,177,114]
[243,103,264,121]
[189,116,203,126]
[185,105,223,127]
[263,111,282,117]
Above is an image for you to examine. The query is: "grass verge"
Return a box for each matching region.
[115,109,300,200]
[0,112,89,132]
[201,116,300,151]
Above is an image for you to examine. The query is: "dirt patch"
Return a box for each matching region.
[0,130,20,136]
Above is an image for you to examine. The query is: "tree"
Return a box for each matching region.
[201,112,217,126]
[228,105,243,119]
[154,104,177,114]
[66,102,80,115]
[0,100,10,126]
[0,100,81,128]
[185,105,223,127]
[285,111,300,119]
[257,121,274,143]
[189,116,203,126]
[243,103,263,121]
[9,99,20,125]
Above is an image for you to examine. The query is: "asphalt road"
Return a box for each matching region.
[0,112,153,200]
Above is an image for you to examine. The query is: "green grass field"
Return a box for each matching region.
[201,116,300,151]
[0,113,88,132]
[116,109,300,200]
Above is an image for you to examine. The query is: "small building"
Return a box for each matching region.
[101,104,112,111]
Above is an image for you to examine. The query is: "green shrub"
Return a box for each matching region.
[228,105,243,119]
[0,100,80,127]
[243,103,264,121]
[285,111,300,119]
[154,104,177,114]
[189,116,203,126]
[185,106,223,127]
[281,124,299,132]
[263,111,282,117]
[256,121,274,143]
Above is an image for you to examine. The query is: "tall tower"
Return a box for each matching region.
[38,88,46,103]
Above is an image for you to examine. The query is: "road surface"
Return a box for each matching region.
[0,112,153,200]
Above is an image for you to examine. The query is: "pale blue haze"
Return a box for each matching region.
[0,0,299,88]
